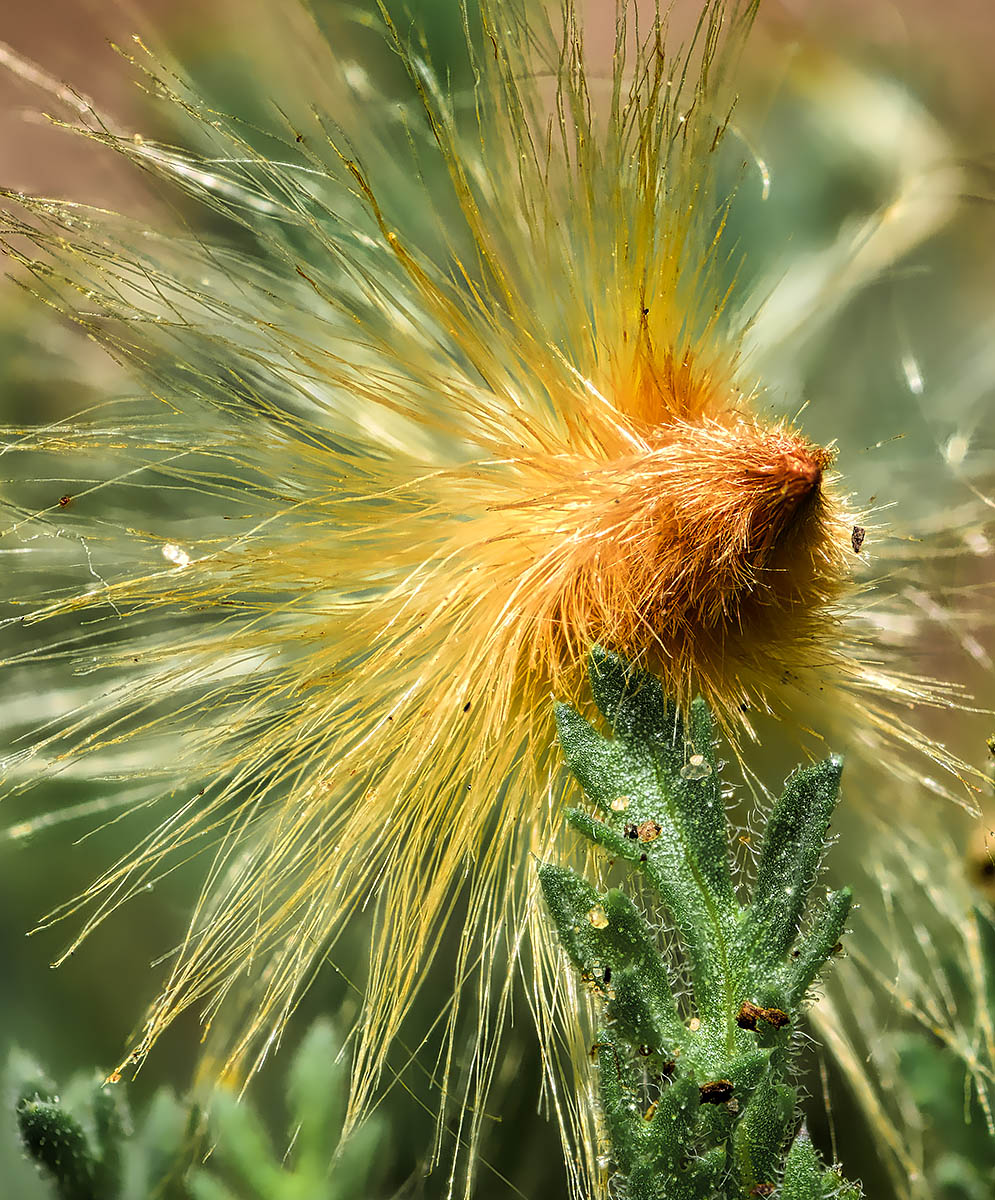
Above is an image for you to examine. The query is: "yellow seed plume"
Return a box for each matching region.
[0,0,983,1193]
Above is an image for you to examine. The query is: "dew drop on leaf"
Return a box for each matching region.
[588,905,609,929]
[680,753,712,781]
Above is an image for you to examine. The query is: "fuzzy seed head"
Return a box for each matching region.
[0,2,985,1195]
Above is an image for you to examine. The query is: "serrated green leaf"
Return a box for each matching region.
[683,697,733,903]
[554,702,618,809]
[734,1075,795,1189]
[537,863,606,970]
[787,887,852,1006]
[558,649,739,1006]
[781,1129,823,1198]
[600,890,685,1047]
[541,650,859,1200]
[742,758,842,966]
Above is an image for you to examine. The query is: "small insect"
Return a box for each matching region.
[851,525,866,553]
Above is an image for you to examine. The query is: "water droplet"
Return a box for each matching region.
[587,905,609,929]
[680,754,712,781]
[162,542,190,568]
[610,795,630,812]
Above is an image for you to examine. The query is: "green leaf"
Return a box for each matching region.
[17,1097,97,1200]
[781,1128,858,1199]
[787,887,852,1007]
[188,1020,387,1200]
[188,1174,237,1200]
[554,701,617,809]
[7,1021,387,1200]
[741,758,842,967]
[560,647,738,1007]
[286,1020,346,1184]
[197,1092,286,1198]
[538,866,685,1048]
[91,1079,127,1198]
[733,1075,795,1190]
[540,649,860,1200]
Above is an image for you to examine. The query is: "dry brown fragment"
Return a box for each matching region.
[736,1001,790,1031]
[636,820,661,843]
[698,1078,734,1104]
[762,1006,790,1028]
[736,1001,765,1031]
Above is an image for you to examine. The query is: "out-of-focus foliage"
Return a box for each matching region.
[10,1049,193,1200]
[8,1021,389,1200]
